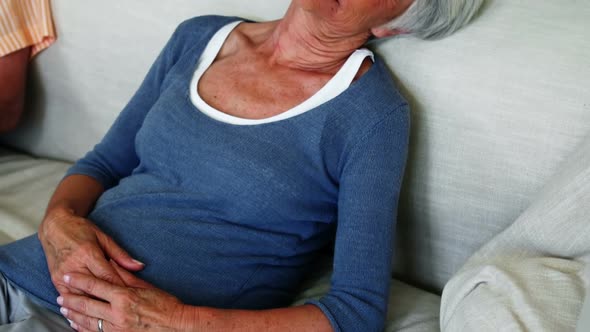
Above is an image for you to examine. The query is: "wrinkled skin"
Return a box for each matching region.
[39,209,144,297]
[59,261,185,332]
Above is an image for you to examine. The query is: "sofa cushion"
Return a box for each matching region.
[440,133,590,331]
[1,0,589,293]
[377,0,590,291]
[292,270,440,332]
[0,150,440,331]
[0,148,70,245]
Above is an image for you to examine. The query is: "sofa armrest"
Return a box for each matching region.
[577,292,590,332]
[441,134,590,331]
[0,149,70,244]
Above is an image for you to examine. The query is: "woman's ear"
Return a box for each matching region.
[370,26,407,39]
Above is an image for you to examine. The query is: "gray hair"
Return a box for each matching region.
[383,0,485,40]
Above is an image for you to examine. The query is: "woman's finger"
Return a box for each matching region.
[75,327,95,332]
[64,273,121,302]
[86,251,128,287]
[58,293,110,321]
[61,307,111,332]
[97,232,145,272]
[109,260,154,289]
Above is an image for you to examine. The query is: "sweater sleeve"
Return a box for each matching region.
[64,21,191,189]
[307,104,410,332]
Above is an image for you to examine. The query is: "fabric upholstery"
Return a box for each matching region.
[292,266,441,332]
[0,148,69,245]
[440,133,590,331]
[0,0,588,294]
[376,0,590,291]
[578,296,590,332]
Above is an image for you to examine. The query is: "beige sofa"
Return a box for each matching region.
[1,1,589,331]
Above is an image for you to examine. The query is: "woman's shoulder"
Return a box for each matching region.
[165,15,245,54]
[357,55,408,114]
[175,15,243,35]
[326,56,410,138]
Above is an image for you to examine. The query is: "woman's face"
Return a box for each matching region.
[293,0,413,36]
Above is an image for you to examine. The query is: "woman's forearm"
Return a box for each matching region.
[178,304,333,332]
[40,174,104,235]
[44,174,104,217]
[38,174,143,296]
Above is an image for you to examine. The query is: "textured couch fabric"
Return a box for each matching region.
[0,148,69,245]
[0,0,589,331]
[381,0,590,291]
[441,134,590,331]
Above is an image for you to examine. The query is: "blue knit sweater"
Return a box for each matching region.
[0,15,409,332]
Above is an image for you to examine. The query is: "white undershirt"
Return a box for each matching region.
[190,21,375,126]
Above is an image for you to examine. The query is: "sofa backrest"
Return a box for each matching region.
[2,0,589,293]
[383,1,590,291]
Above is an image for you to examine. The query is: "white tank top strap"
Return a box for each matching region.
[291,48,374,116]
[325,48,375,97]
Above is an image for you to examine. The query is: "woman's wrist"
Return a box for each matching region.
[172,304,200,331]
[38,205,76,241]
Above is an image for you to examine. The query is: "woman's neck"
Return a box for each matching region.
[248,9,371,74]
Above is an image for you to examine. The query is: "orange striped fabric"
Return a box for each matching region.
[0,0,56,58]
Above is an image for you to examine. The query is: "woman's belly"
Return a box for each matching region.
[0,180,328,314]
[87,192,316,309]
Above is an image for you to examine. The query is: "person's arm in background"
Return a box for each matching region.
[0,47,30,132]
[0,0,57,132]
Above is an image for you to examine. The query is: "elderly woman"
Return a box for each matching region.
[0,0,482,331]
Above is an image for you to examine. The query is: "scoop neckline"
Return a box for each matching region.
[189,20,375,126]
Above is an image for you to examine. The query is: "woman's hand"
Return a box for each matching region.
[38,207,144,296]
[59,262,187,332]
